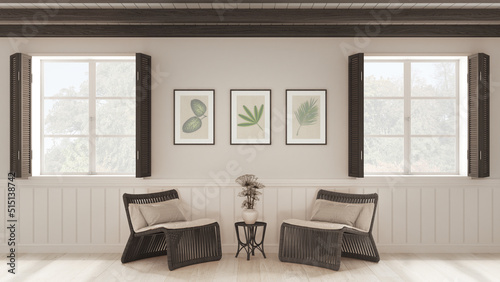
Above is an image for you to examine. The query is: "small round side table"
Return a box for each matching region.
[234,221,267,260]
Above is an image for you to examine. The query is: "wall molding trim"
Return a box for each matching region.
[10,176,500,188]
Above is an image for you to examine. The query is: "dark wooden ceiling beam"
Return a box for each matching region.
[2,24,500,37]
[2,0,500,3]
[1,9,500,25]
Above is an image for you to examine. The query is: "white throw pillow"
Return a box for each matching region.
[138,199,187,226]
[310,199,363,227]
[354,203,375,232]
[128,203,148,232]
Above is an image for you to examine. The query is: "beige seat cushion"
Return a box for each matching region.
[284,218,346,230]
[136,218,217,233]
[283,218,365,232]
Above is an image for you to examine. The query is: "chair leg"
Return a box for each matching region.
[121,233,168,263]
[341,232,380,262]
[278,223,343,271]
[165,223,222,271]
[121,235,138,263]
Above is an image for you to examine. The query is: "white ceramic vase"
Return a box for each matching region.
[242,209,258,224]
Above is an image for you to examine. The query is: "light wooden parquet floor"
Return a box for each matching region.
[2,253,500,281]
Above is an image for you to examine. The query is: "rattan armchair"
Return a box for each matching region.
[279,189,380,270]
[121,190,222,270]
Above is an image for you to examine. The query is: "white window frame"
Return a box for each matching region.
[364,56,468,176]
[34,56,135,176]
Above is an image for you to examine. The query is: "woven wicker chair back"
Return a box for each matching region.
[316,189,378,233]
[123,190,179,234]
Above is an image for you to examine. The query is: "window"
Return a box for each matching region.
[32,57,136,175]
[10,53,151,178]
[363,56,468,175]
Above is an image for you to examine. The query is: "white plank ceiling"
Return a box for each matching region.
[1,2,500,9]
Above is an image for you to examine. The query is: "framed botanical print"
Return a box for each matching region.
[174,89,215,145]
[286,89,327,145]
[230,89,271,145]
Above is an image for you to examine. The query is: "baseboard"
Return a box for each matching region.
[8,244,126,253]
[378,244,500,253]
[2,244,271,254]
[3,244,499,254]
[222,244,278,255]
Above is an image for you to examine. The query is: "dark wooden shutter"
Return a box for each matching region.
[348,53,364,178]
[10,53,32,179]
[136,53,152,178]
[468,53,490,178]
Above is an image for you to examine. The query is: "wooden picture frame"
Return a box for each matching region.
[286,89,327,145]
[174,89,215,145]
[230,89,271,145]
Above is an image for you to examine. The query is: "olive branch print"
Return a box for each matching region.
[294,98,319,136]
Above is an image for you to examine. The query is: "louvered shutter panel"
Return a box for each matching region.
[136,53,152,178]
[468,53,490,178]
[348,53,364,178]
[10,53,32,179]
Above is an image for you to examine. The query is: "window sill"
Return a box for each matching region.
[354,175,497,187]
[13,175,144,187]
[364,175,468,178]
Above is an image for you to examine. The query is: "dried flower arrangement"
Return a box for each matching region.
[235,174,265,209]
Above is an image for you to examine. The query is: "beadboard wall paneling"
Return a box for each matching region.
[495,189,500,244]
[62,187,77,244]
[19,187,34,244]
[105,188,120,244]
[406,188,421,244]
[33,188,48,244]
[48,187,62,244]
[0,185,5,245]
[3,179,500,253]
[450,187,465,244]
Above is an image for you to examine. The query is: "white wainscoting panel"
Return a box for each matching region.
[48,187,62,244]
[406,188,421,244]
[0,183,5,244]
[495,189,500,244]
[1,178,500,253]
[19,187,34,244]
[421,188,435,244]
[105,188,120,244]
[435,188,450,244]
[33,187,48,244]
[450,187,464,244]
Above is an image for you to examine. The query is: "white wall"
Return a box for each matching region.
[0,37,499,253]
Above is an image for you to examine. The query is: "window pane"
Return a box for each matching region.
[96,62,135,97]
[411,137,456,173]
[411,99,456,135]
[96,137,135,173]
[411,62,457,97]
[44,99,89,135]
[365,99,404,135]
[365,137,404,173]
[96,99,135,135]
[43,62,89,97]
[364,62,404,97]
[44,138,89,173]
